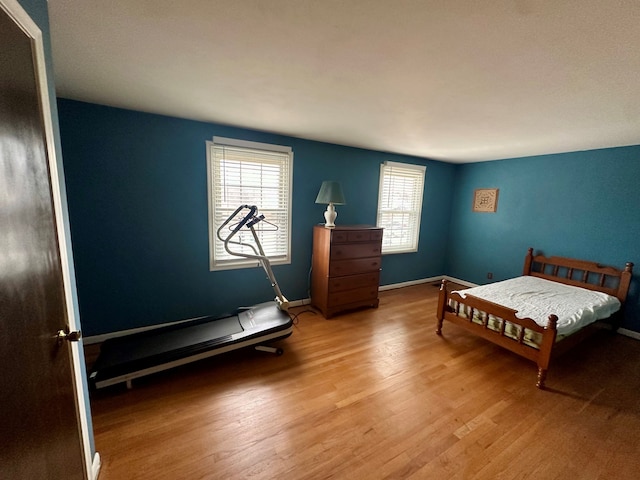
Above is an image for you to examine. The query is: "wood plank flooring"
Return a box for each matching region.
[90,283,640,479]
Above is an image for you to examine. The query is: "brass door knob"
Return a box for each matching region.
[56,329,82,344]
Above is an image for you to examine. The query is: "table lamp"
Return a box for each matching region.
[315,181,346,228]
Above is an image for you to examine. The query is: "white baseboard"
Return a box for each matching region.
[441,275,479,288]
[91,452,101,480]
[378,275,443,291]
[378,275,479,291]
[84,316,212,344]
[83,298,311,345]
[617,328,640,341]
[83,278,470,344]
[83,277,640,345]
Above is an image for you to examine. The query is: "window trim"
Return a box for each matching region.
[206,136,293,271]
[376,160,426,255]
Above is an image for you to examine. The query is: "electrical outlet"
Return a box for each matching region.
[487,272,493,279]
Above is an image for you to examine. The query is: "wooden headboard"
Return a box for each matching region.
[522,248,633,303]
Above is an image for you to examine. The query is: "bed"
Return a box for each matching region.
[436,248,634,388]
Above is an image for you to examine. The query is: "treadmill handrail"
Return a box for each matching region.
[216,205,289,311]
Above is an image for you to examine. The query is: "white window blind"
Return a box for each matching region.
[376,161,426,254]
[207,137,292,270]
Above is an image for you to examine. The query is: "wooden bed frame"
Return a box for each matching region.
[436,248,634,388]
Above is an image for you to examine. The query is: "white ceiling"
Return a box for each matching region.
[48,0,640,163]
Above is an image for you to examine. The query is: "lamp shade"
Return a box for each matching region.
[315,181,346,205]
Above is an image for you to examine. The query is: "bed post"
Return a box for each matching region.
[616,262,634,303]
[536,314,558,389]
[523,247,534,276]
[536,369,547,390]
[610,262,635,331]
[436,279,448,335]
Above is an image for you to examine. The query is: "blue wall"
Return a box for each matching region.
[58,99,455,337]
[58,99,640,336]
[446,147,640,332]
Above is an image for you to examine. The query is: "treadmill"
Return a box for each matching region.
[89,205,293,389]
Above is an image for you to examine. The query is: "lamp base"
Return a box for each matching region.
[324,203,337,228]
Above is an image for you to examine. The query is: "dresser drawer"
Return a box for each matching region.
[331,242,381,260]
[331,229,382,244]
[328,272,380,292]
[370,230,383,242]
[329,257,381,276]
[347,230,370,242]
[327,285,378,307]
[331,230,349,243]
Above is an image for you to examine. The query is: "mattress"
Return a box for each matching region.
[450,276,621,346]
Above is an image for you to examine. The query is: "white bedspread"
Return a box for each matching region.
[454,276,621,336]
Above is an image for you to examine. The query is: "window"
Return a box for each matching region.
[207,137,293,270]
[376,161,426,254]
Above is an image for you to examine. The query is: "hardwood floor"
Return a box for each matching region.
[90,283,640,479]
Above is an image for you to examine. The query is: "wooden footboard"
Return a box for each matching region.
[436,279,558,388]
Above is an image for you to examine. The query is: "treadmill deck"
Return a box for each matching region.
[89,302,293,388]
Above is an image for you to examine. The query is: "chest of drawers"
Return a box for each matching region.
[311,225,383,318]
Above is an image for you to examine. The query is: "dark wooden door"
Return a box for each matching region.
[0,5,86,479]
